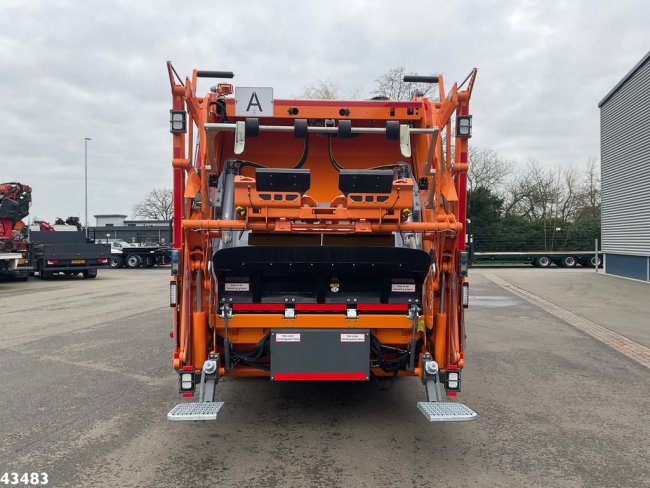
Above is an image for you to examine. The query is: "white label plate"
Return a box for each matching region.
[391,283,416,293]
[276,333,301,342]
[340,333,366,343]
[235,87,274,117]
[225,282,250,292]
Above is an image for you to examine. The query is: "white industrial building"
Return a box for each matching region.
[598,50,650,282]
[94,214,128,227]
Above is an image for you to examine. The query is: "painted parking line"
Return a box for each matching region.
[485,273,650,369]
[470,295,521,308]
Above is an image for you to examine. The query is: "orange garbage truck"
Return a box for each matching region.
[165,63,478,422]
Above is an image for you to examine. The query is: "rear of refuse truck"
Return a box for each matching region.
[166,64,478,422]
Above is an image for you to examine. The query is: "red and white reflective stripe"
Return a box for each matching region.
[273,372,367,381]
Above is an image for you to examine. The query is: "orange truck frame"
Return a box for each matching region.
[166,63,478,422]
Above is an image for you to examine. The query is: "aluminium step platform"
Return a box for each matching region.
[167,401,224,421]
[417,402,477,422]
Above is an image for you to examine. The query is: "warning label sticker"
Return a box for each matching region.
[225,282,250,292]
[391,283,416,293]
[275,333,301,342]
[340,333,366,343]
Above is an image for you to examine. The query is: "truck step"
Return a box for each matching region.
[417,401,477,422]
[167,401,224,421]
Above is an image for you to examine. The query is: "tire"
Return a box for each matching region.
[83,269,97,279]
[589,255,602,268]
[535,255,552,268]
[110,255,124,268]
[561,256,578,268]
[125,254,142,268]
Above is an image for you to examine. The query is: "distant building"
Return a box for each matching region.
[92,214,171,244]
[598,50,650,282]
[94,214,128,227]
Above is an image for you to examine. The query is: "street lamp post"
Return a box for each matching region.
[84,137,91,237]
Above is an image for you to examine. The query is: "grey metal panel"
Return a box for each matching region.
[600,55,650,257]
[604,254,649,282]
[270,329,370,379]
[599,50,650,107]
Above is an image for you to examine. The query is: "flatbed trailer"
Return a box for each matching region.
[103,242,170,269]
[470,250,601,268]
[31,231,110,278]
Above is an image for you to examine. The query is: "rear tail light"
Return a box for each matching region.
[456,115,472,138]
[179,365,195,393]
[47,260,59,265]
[445,369,461,391]
[462,282,469,308]
[180,373,193,390]
[170,281,178,307]
[98,258,108,264]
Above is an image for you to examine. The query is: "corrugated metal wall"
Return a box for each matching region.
[600,58,650,257]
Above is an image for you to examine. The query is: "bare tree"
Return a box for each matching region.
[467,146,514,192]
[132,188,173,220]
[504,160,558,221]
[299,80,340,99]
[575,156,601,220]
[373,66,436,100]
[503,161,586,249]
[557,166,580,222]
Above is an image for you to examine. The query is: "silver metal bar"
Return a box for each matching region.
[205,123,438,135]
[408,304,419,372]
[221,303,232,372]
[199,356,218,402]
[220,161,238,248]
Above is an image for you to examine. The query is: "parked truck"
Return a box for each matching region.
[165,63,478,423]
[0,182,32,280]
[30,230,110,279]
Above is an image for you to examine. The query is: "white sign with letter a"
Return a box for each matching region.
[235,87,274,117]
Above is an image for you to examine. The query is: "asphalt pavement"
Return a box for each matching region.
[0,267,648,487]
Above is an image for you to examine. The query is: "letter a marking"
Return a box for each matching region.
[247,92,263,113]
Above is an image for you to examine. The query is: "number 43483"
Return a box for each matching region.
[0,473,48,485]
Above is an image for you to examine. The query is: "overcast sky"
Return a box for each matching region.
[1,0,648,223]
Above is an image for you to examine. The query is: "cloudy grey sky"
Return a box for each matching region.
[1,0,648,223]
